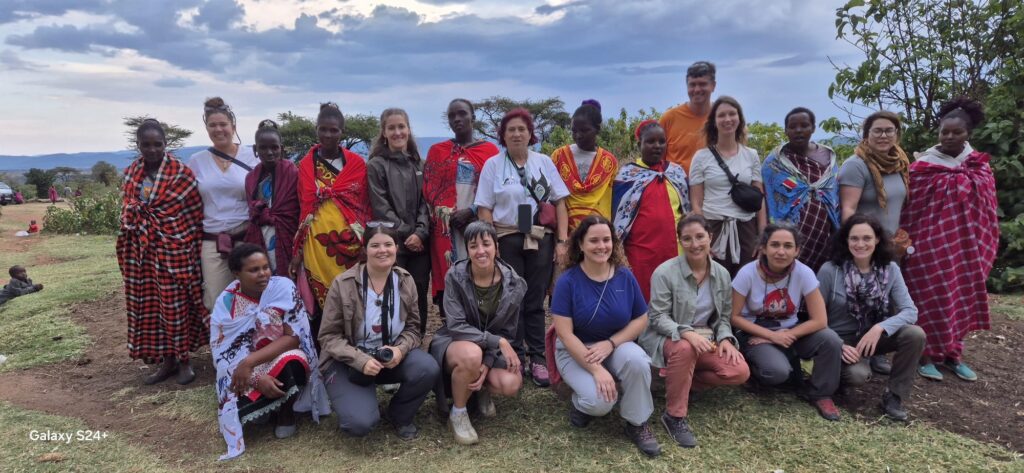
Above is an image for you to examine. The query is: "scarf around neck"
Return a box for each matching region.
[842,260,890,336]
[853,141,909,209]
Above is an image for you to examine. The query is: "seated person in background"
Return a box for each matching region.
[211,244,328,460]
[819,214,924,421]
[0,265,44,306]
[429,221,526,445]
[27,220,39,233]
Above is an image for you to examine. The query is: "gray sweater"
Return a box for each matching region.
[818,261,918,344]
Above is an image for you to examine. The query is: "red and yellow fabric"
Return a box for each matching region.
[551,145,618,233]
[295,145,370,309]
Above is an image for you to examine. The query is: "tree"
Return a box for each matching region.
[123,116,193,150]
[342,113,380,152]
[52,166,80,186]
[277,111,317,160]
[91,161,120,186]
[24,168,56,198]
[472,96,570,145]
[825,0,1023,290]
[746,121,787,158]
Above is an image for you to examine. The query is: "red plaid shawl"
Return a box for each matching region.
[116,155,208,363]
[900,151,999,358]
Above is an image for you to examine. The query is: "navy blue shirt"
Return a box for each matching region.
[551,266,648,343]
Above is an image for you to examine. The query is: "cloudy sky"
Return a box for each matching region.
[0,0,859,156]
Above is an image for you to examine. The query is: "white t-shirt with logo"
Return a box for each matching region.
[731,261,818,330]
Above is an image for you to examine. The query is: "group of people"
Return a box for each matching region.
[114,60,999,460]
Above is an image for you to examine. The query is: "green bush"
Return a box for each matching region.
[42,191,122,235]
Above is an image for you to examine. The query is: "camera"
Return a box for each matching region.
[359,346,394,364]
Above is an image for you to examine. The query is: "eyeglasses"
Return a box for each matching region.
[367,221,396,229]
[869,127,898,137]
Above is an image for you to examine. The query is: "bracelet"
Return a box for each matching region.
[607,338,617,349]
[556,239,568,244]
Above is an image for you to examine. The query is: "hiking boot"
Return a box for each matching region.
[918,363,943,381]
[530,361,550,387]
[943,360,978,382]
[394,423,419,441]
[880,390,908,421]
[812,398,841,421]
[568,403,593,428]
[870,355,892,375]
[660,412,697,448]
[624,421,661,457]
[448,410,479,445]
[476,389,496,418]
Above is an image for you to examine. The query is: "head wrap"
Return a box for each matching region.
[634,119,660,141]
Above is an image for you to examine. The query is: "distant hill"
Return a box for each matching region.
[0,137,455,172]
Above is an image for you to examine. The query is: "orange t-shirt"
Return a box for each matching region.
[660,103,708,174]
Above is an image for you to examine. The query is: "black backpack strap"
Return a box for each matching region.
[208,147,253,172]
[708,146,740,186]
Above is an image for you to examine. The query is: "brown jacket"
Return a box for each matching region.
[318,263,422,374]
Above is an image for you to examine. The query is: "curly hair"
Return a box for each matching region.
[227,243,269,273]
[565,215,627,268]
[829,213,893,267]
[937,96,984,131]
[498,108,538,147]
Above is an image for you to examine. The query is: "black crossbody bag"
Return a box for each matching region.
[708,146,763,213]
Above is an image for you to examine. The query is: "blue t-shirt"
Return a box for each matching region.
[551,266,648,343]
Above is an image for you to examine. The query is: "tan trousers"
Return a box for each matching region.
[200,240,235,311]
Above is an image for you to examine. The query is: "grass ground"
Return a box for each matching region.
[1,204,1022,472]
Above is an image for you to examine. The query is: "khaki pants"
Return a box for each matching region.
[200,240,235,311]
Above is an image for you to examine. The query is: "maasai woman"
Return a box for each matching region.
[48,185,58,204]
[612,120,690,301]
[762,108,839,273]
[689,96,766,276]
[902,97,998,382]
[475,108,570,388]
[551,100,618,233]
[212,244,327,460]
[367,108,432,333]
[117,119,207,385]
[423,99,498,317]
[189,97,260,311]
[290,103,371,335]
[243,120,300,276]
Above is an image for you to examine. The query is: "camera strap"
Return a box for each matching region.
[362,267,395,347]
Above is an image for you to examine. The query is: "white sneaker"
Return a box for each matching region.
[448,410,479,445]
[477,389,496,418]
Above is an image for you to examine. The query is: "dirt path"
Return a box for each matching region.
[1,201,1022,464]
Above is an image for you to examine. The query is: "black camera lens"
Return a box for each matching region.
[376,347,394,363]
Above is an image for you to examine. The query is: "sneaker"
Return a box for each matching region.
[918,363,944,381]
[274,424,297,439]
[880,390,908,421]
[660,412,697,448]
[448,410,479,445]
[476,389,496,418]
[530,361,550,387]
[394,423,419,441]
[812,398,841,421]
[943,360,978,382]
[623,421,662,457]
[568,403,594,428]
[870,355,892,375]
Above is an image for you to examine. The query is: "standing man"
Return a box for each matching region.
[660,61,717,175]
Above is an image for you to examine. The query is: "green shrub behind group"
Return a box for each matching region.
[42,191,122,235]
